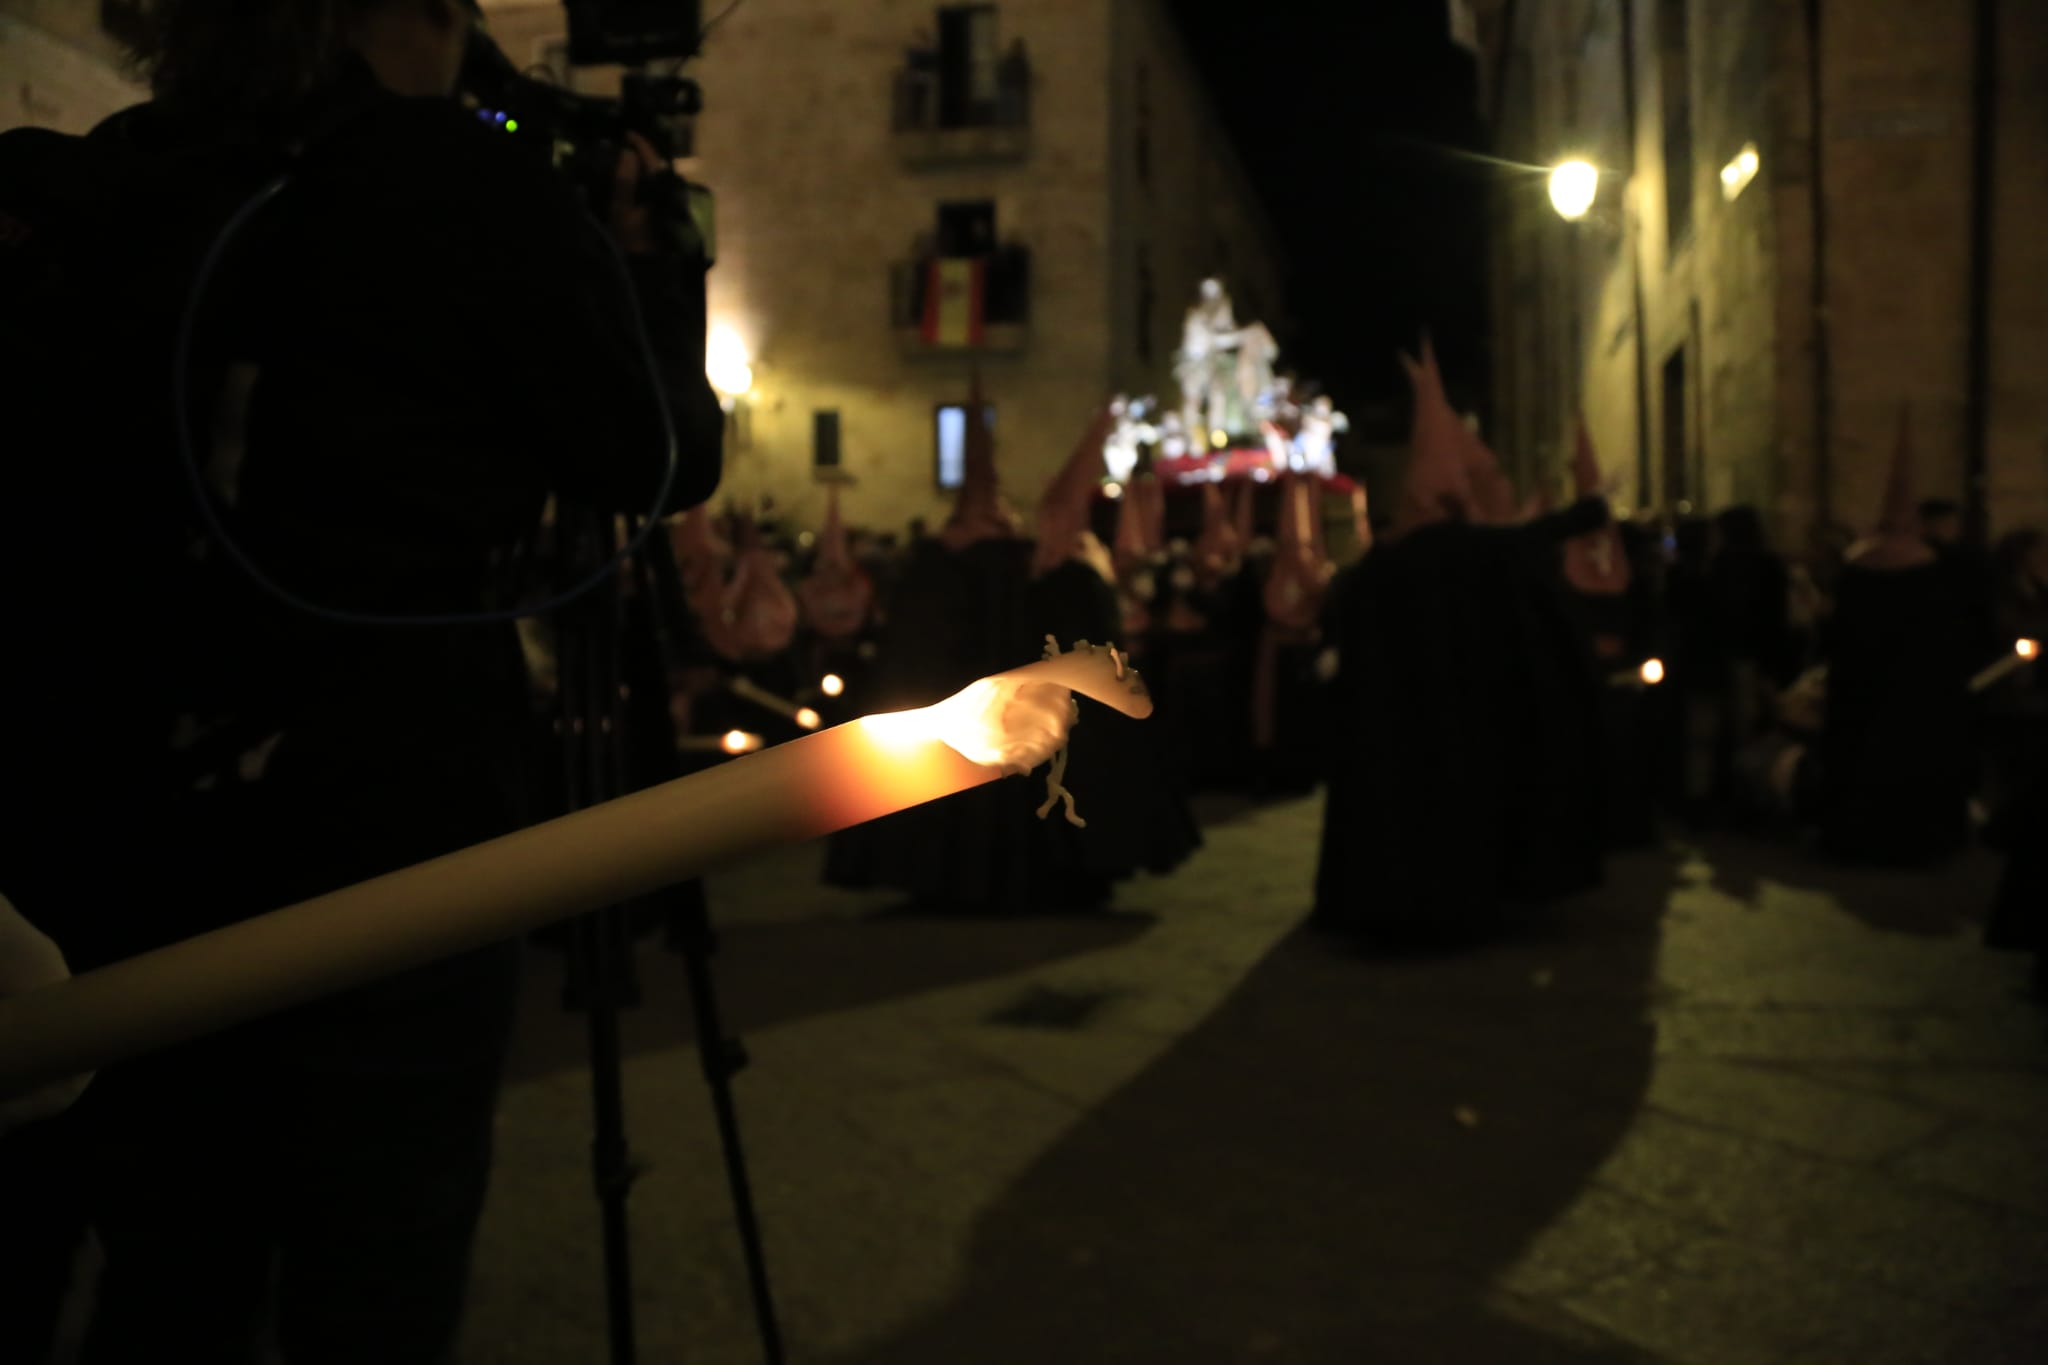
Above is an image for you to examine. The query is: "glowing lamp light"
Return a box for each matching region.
[794,707,822,731]
[1720,143,1760,202]
[1549,159,1600,221]
[1210,429,1229,450]
[705,324,754,406]
[820,673,846,698]
[1639,658,1666,686]
[720,730,763,755]
[2019,639,2041,661]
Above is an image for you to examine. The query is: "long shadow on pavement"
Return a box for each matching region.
[1684,831,2000,938]
[814,848,1685,1365]
[502,907,1158,1086]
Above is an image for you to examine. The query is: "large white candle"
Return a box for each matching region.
[0,645,1150,1101]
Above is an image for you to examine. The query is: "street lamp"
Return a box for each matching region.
[706,323,754,411]
[1548,159,1600,221]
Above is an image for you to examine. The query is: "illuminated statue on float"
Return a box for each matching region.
[1292,394,1350,477]
[1101,395,1158,485]
[1175,277,1241,439]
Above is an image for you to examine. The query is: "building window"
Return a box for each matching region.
[1135,243,1155,363]
[938,4,999,126]
[813,410,842,471]
[936,200,997,256]
[1657,0,1693,249]
[934,402,993,489]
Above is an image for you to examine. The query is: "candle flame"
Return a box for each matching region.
[858,678,1072,775]
[2018,639,2040,661]
[721,730,763,755]
[1639,658,1666,686]
[794,707,822,730]
[820,673,846,697]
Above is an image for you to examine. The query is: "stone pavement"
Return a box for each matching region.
[461,793,2048,1364]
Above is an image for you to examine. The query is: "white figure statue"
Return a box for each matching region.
[1176,277,1241,440]
[1233,321,1280,425]
[1101,395,1156,485]
[1155,409,1189,462]
[1293,394,1349,477]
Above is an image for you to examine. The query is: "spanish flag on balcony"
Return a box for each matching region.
[921,256,987,347]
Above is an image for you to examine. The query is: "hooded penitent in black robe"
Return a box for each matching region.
[823,540,1198,910]
[1315,500,1608,943]
[1818,561,1980,864]
[1561,554,1666,850]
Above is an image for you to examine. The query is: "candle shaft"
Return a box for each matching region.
[0,644,1150,1099]
[1969,652,2032,694]
[729,675,802,721]
[0,722,986,1100]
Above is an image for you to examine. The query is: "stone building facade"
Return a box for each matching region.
[1,0,1285,535]
[482,0,1284,534]
[1479,0,2047,547]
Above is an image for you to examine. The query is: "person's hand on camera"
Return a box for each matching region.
[608,130,666,257]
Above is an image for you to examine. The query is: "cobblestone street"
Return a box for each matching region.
[465,793,2048,1364]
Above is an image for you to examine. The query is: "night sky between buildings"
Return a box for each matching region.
[1172,0,1492,421]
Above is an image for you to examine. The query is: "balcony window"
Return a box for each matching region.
[894,6,1031,165]
[890,245,1031,355]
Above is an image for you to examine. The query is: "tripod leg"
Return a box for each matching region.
[672,896,785,1365]
[557,518,642,1365]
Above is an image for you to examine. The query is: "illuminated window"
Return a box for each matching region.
[934,402,993,490]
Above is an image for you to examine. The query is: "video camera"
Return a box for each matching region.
[461,0,715,262]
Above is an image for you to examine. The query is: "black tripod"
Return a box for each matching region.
[552,507,786,1365]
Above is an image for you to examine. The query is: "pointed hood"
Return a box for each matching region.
[1846,404,1936,571]
[1571,414,1603,499]
[1112,474,1160,577]
[1348,480,1373,554]
[1032,404,1117,577]
[939,366,1021,550]
[815,481,852,572]
[1459,415,1518,523]
[1394,335,1476,536]
[797,483,874,640]
[720,516,799,659]
[1193,478,1244,583]
[1563,418,1632,595]
[1139,472,1167,557]
[1263,474,1332,631]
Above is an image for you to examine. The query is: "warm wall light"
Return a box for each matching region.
[1720,143,1760,201]
[706,323,754,408]
[1549,160,1600,220]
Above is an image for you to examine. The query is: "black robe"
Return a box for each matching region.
[823,541,1198,910]
[1315,502,1607,942]
[1819,561,1980,864]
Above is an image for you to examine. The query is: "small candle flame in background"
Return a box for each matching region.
[794,707,822,730]
[720,730,764,755]
[2018,639,2040,661]
[1639,658,1666,686]
[820,674,846,697]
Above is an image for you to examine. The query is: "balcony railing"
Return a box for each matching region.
[891,62,1031,167]
[889,246,1031,355]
